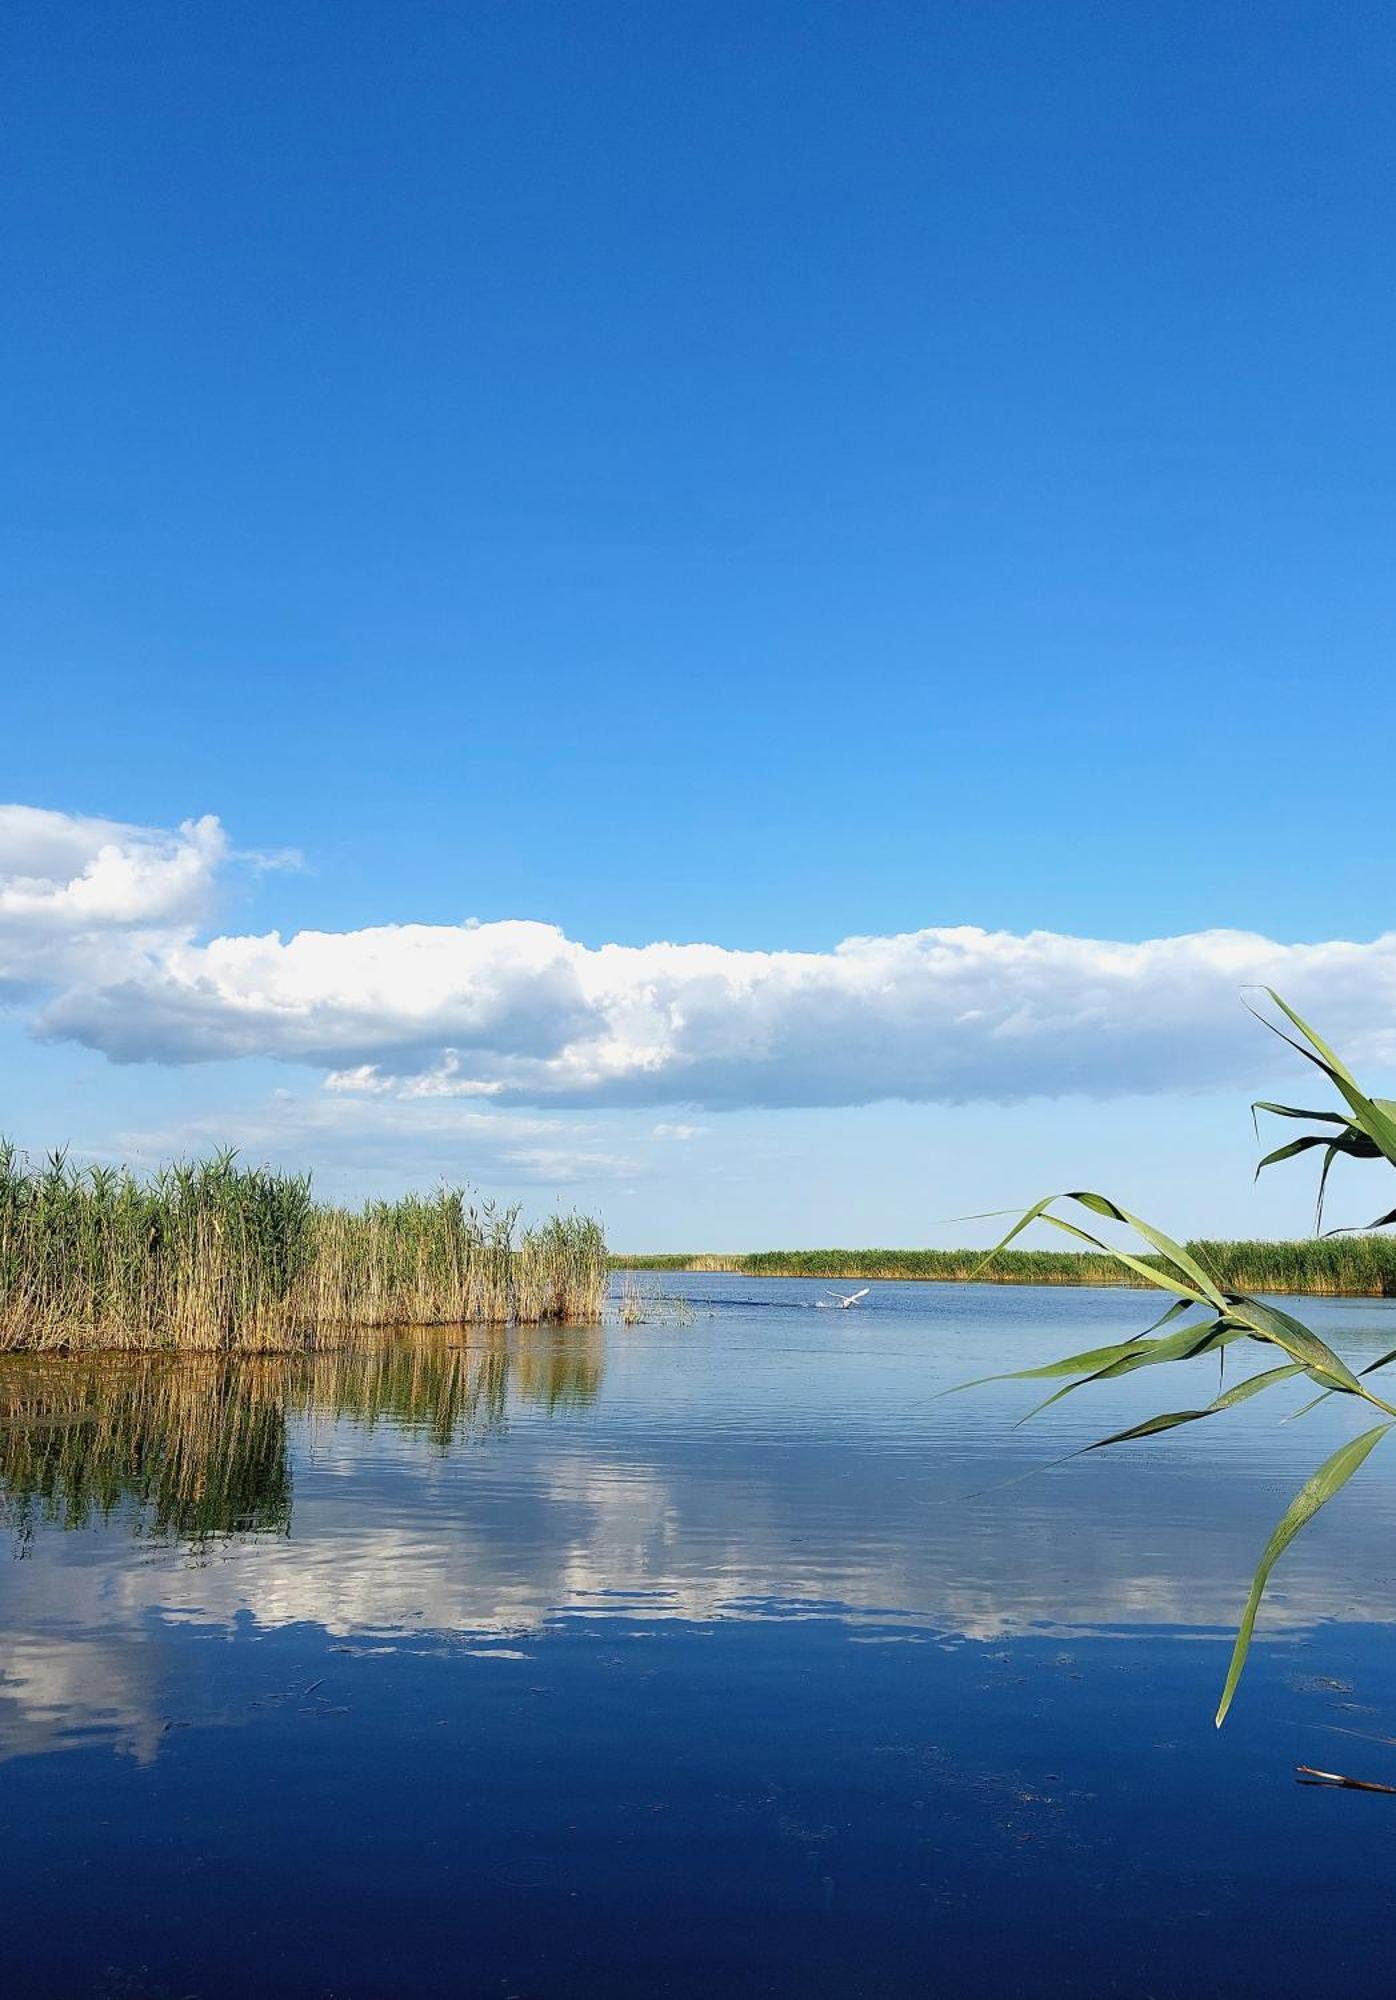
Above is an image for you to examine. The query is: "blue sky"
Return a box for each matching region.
[3,2,1395,1246]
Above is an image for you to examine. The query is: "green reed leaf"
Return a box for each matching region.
[1141,1297,1196,1334]
[1083,1364,1304,1452]
[1280,1344,1396,1427]
[1255,1134,1338,1174]
[1252,1102,1361,1126]
[970,1196,1210,1305]
[1253,990,1396,1168]
[1228,1296,1366,1397]
[941,1335,1154,1396]
[1018,1319,1243,1422]
[1216,1423,1393,1726]
[1064,1193,1224,1305]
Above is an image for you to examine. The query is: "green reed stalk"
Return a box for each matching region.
[614,1236,1396,1294]
[0,1146,607,1352]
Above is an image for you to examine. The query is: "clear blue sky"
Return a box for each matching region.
[2,2,1394,1244]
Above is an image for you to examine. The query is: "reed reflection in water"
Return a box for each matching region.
[0,1325,604,1547]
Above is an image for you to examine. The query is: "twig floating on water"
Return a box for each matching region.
[1295,1765,1396,1794]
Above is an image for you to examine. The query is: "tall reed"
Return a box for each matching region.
[0,1144,608,1352]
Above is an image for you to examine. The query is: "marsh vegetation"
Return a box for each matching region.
[615,1272,697,1327]
[617,1237,1396,1295]
[0,1144,608,1352]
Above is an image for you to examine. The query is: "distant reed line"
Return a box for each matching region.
[0,1143,607,1352]
[611,1238,1396,1296]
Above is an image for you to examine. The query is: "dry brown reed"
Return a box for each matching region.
[0,1143,608,1352]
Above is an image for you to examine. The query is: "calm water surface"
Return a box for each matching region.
[6,1276,1396,1997]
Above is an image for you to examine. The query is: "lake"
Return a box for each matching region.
[5,1275,1396,1997]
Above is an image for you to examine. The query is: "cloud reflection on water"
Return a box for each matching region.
[5,1285,1396,1763]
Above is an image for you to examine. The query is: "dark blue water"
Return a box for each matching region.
[5,1275,1396,1997]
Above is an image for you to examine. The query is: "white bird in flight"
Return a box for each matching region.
[818,1287,870,1310]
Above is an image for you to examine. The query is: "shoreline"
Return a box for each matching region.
[610,1243,1396,1299]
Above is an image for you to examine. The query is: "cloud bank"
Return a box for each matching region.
[0,805,224,991]
[7,804,1396,1111]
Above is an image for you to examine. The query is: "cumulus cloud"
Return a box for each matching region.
[39,919,1396,1109]
[0,805,226,994]
[7,803,1396,1110]
[0,804,224,926]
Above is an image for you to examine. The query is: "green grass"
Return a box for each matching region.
[0,1141,608,1352]
[611,1236,1396,1295]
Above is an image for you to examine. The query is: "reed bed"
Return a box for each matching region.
[614,1237,1396,1295]
[0,1144,608,1352]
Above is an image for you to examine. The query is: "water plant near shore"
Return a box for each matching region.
[0,1144,608,1352]
[615,1235,1396,1295]
[968,993,1396,1725]
[614,1272,696,1327]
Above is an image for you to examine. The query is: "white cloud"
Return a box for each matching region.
[7,802,1396,1111]
[41,919,1396,1109]
[108,1089,641,1187]
[0,804,224,928]
[0,805,225,995]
